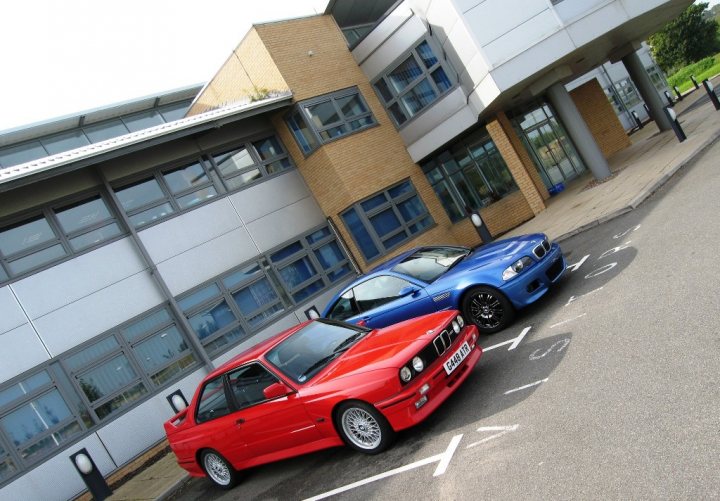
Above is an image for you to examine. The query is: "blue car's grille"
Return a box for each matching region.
[533,239,551,259]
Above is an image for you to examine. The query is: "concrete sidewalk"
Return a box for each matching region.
[92,78,720,501]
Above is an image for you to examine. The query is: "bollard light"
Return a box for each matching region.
[470,213,482,228]
[702,79,720,110]
[664,106,686,142]
[465,207,493,243]
[75,453,93,475]
[304,306,320,320]
[631,110,643,129]
[171,394,187,412]
[663,90,674,106]
[691,75,700,89]
[673,86,683,101]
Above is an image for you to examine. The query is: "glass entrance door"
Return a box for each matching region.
[512,103,585,190]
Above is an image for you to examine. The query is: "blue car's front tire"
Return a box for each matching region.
[462,286,514,334]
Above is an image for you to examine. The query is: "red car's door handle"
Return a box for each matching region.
[235,418,245,425]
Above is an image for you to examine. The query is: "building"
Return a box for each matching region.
[0,0,692,498]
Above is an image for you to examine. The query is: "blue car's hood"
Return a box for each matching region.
[443,233,544,277]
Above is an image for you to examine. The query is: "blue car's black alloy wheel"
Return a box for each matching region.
[462,286,513,334]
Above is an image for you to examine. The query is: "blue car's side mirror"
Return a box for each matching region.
[398,285,419,297]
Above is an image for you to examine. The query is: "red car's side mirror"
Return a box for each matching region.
[263,381,291,400]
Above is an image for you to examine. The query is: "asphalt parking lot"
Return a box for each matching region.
[164,138,720,500]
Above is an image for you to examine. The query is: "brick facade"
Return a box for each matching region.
[569,78,631,158]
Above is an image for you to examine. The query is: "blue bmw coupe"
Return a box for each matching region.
[322,233,566,334]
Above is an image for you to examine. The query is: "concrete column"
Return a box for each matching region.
[546,83,612,181]
[621,51,672,131]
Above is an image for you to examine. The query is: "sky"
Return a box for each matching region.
[0,0,718,133]
[0,0,327,132]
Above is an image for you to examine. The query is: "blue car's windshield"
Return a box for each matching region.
[265,320,369,384]
[392,247,470,282]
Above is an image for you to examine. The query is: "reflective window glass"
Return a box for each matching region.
[388,56,422,93]
[83,120,129,143]
[121,309,172,341]
[0,141,47,168]
[116,179,165,211]
[253,137,283,160]
[287,111,318,154]
[270,242,303,263]
[7,244,66,275]
[222,264,262,290]
[223,170,262,191]
[159,101,191,122]
[128,203,174,228]
[0,217,56,256]
[314,242,344,269]
[232,279,279,317]
[94,384,147,420]
[176,186,217,209]
[228,364,277,409]
[0,372,51,407]
[78,355,137,403]
[196,377,229,423]
[68,223,122,252]
[188,301,236,340]
[307,101,340,128]
[342,208,379,261]
[163,163,209,194]
[214,148,255,177]
[55,197,112,234]
[417,41,438,68]
[41,130,90,156]
[353,276,413,311]
[133,326,190,372]
[279,257,316,289]
[123,110,164,132]
[178,284,221,311]
[65,337,120,372]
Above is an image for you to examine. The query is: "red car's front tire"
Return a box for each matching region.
[335,401,395,454]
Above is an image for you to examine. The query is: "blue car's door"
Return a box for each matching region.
[349,275,437,328]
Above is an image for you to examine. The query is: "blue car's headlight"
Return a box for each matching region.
[502,256,534,281]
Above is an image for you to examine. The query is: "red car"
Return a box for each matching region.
[164,310,481,489]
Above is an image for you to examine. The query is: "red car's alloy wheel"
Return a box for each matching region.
[201,450,239,489]
[336,401,395,454]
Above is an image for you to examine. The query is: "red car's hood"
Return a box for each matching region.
[314,311,456,383]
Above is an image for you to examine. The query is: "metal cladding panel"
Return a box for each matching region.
[138,198,244,264]
[0,286,26,334]
[245,197,327,253]
[482,9,562,68]
[0,433,115,501]
[424,0,462,45]
[32,271,164,356]
[565,1,628,48]
[229,170,312,224]
[0,324,50,385]
[157,226,259,297]
[10,237,146,320]
[406,105,478,162]
[211,314,300,368]
[463,0,549,48]
[360,15,428,80]
[352,3,414,64]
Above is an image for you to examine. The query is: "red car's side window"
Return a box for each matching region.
[195,376,230,423]
[227,363,278,410]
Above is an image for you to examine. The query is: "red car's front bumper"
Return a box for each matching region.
[375,324,482,431]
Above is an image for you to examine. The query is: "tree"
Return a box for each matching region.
[648,2,719,73]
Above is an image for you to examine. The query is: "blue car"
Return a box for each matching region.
[322,233,566,334]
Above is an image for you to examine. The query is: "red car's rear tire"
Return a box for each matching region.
[335,401,395,454]
[201,449,240,489]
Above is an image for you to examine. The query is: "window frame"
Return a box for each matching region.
[0,190,126,286]
[285,87,377,155]
[341,180,434,263]
[372,37,456,128]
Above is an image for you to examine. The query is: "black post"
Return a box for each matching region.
[673,86,683,101]
[70,449,112,501]
[643,103,650,114]
[702,79,720,110]
[663,90,674,106]
[631,111,643,129]
[690,75,700,90]
[466,207,493,244]
[664,106,686,142]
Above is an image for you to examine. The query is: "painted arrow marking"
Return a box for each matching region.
[303,434,463,501]
[484,327,532,352]
[466,425,519,449]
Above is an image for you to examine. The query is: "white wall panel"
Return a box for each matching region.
[33,271,163,356]
[407,105,478,162]
[483,9,562,68]
[566,1,628,47]
[554,0,613,24]
[0,285,26,334]
[469,74,501,114]
[11,238,146,320]
[0,433,115,501]
[619,0,665,18]
[229,171,312,224]
[399,87,468,146]
[425,0,461,45]
[139,199,243,264]
[157,227,259,296]
[360,15,428,80]
[0,324,50,384]
[352,3,414,64]
[444,19,486,90]
[463,0,548,47]
[246,198,326,253]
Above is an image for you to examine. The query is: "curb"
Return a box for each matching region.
[554,129,720,244]
[155,473,190,501]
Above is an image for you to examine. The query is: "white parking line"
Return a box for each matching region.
[504,379,548,395]
[466,425,519,449]
[484,326,531,352]
[550,313,586,329]
[303,434,464,501]
[564,286,603,307]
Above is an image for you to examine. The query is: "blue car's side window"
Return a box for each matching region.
[328,291,360,321]
[353,276,414,312]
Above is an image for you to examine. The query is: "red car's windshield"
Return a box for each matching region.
[265,320,368,384]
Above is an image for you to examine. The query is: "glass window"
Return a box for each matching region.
[123,110,165,132]
[353,275,414,311]
[392,247,470,282]
[83,120,130,143]
[55,196,113,234]
[116,178,165,212]
[327,290,361,321]
[196,377,230,423]
[0,217,57,257]
[133,326,194,385]
[286,88,376,154]
[158,101,191,122]
[422,131,518,222]
[0,445,17,482]
[373,39,454,127]
[227,364,277,409]
[210,135,294,191]
[232,279,283,327]
[163,163,210,194]
[342,181,433,261]
[0,141,47,168]
[41,130,90,156]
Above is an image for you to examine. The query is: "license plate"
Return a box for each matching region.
[443,341,472,375]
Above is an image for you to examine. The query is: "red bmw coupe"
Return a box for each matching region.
[164,310,481,489]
